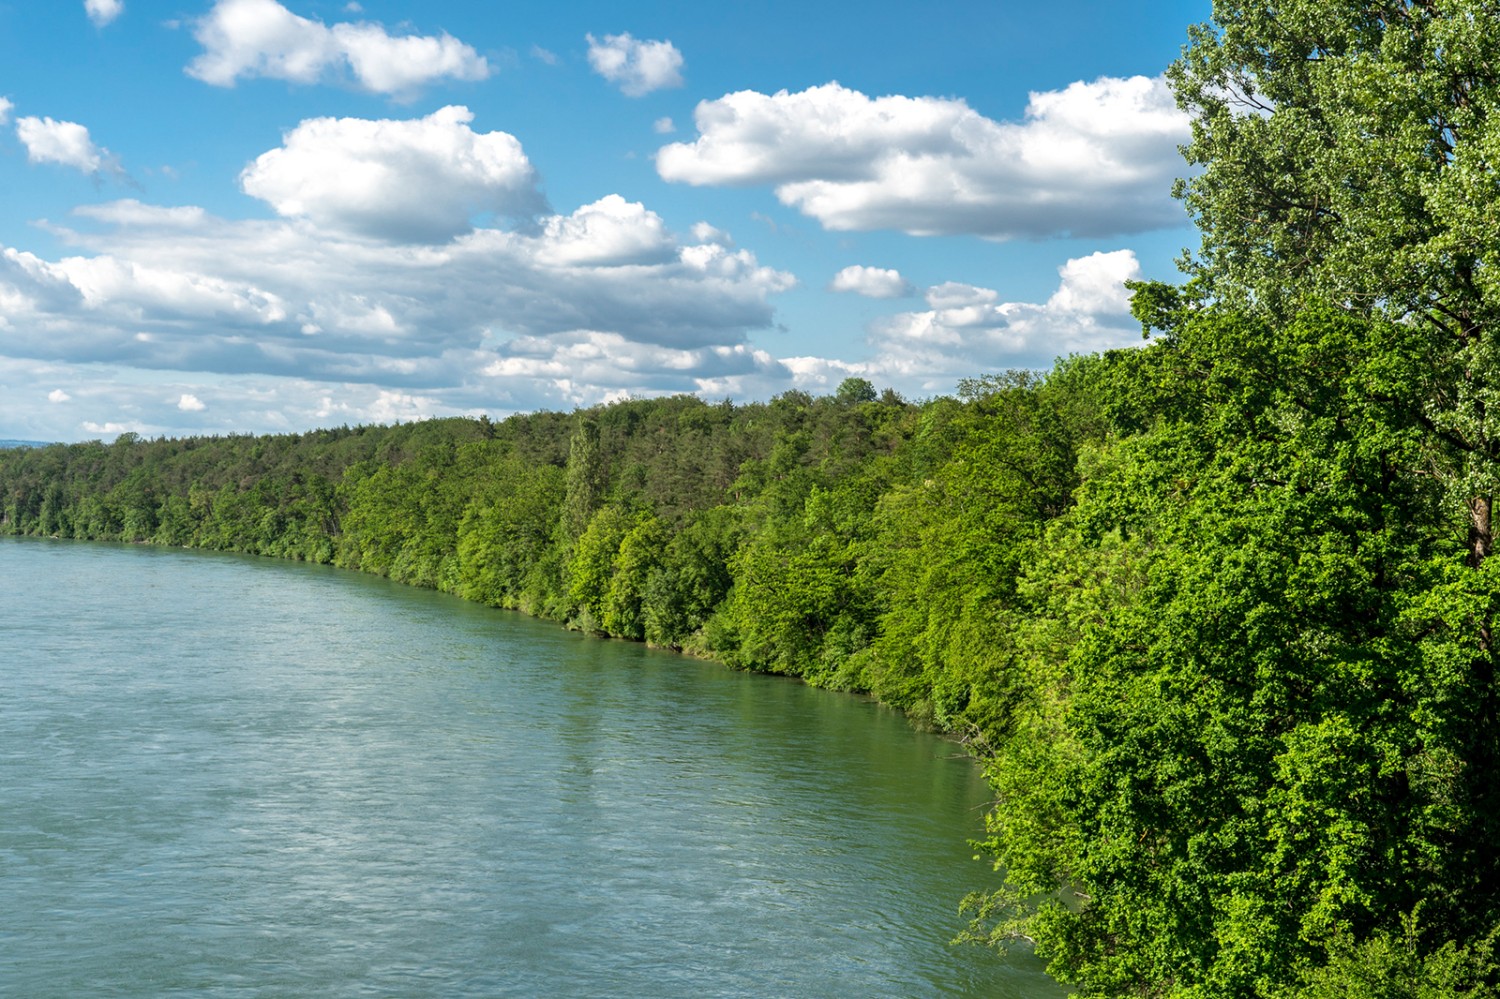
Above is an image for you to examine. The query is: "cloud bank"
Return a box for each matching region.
[868,249,1142,381]
[0,97,1151,440]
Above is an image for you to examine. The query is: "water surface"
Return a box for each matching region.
[0,538,1061,997]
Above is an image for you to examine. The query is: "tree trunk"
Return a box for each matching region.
[1470,495,1493,654]
[1469,494,1492,568]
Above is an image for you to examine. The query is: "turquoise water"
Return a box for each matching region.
[0,538,1061,997]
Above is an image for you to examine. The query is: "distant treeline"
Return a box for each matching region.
[4,314,1499,993]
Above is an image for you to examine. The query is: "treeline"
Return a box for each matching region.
[6,307,1499,994]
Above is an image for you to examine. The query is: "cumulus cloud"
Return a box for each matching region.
[657,77,1189,239]
[829,265,914,299]
[0,97,11,125]
[0,202,797,439]
[690,221,731,246]
[534,195,676,266]
[862,249,1142,388]
[177,393,207,411]
[85,0,124,26]
[239,105,544,242]
[48,389,71,403]
[653,116,675,134]
[586,32,684,96]
[760,251,1146,401]
[187,0,489,96]
[16,116,114,175]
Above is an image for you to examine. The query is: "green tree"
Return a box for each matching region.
[1170,0,1500,564]
[567,504,635,633]
[454,457,565,610]
[835,376,878,405]
[562,417,607,544]
[969,308,1500,996]
[603,515,671,640]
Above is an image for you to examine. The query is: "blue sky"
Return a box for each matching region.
[0,0,1209,441]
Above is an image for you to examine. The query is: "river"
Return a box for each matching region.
[0,537,1062,997]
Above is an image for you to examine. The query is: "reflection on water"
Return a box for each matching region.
[0,537,1062,998]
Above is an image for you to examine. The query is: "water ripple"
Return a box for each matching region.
[0,538,1061,998]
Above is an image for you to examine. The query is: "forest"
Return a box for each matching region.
[7,2,1500,996]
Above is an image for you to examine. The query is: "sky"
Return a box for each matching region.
[0,0,1211,442]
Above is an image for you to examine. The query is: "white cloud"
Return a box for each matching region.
[0,357,490,442]
[654,116,675,134]
[48,389,71,403]
[481,330,792,404]
[535,195,676,267]
[178,393,207,411]
[586,32,684,97]
[861,249,1143,388]
[83,421,136,435]
[16,116,112,175]
[0,97,11,126]
[690,221,731,246]
[75,200,209,229]
[187,0,489,96]
[239,105,544,243]
[188,0,341,86]
[334,24,490,95]
[85,0,124,26]
[829,265,914,299]
[531,45,559,66]
[657,77,1189,239]
[754,251,1146,402]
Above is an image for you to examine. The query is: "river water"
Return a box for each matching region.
[0,537,1062,997]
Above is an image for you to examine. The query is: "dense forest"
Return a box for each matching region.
[9,2,1500,996]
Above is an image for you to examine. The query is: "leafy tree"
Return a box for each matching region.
[603,515,671,640]
[969,307,1500,996]
[640,505,743,649]
[562,417,607,544]
[835,376,878,405]
[567,504,636,634]
[1170,0,1500,565]
[454,457,565,610]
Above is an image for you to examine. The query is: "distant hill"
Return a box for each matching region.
[0,439,52,450]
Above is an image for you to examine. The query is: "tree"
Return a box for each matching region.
[567,504,635,634]
[835,376,878,405]
[562,417,607,544]
[969,307,1500,996]
[1170,0,1500,564]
